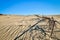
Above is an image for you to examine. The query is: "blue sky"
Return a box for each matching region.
[0,0,60,15]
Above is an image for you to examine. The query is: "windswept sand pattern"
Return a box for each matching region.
[0,15,60,40]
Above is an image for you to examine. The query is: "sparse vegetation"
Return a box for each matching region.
[0,14,3,15]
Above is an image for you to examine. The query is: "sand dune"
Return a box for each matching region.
[0,15,60,40]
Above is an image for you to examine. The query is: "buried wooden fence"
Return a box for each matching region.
[14,16,60,40]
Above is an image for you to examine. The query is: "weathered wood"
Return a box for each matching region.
[14,19,45,40]
[14,15,60,40]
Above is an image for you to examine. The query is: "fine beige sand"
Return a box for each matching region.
[0,15,60,40]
